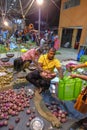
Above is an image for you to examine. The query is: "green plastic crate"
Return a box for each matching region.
[58,77,83,100]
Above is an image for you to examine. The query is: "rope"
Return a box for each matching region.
[34,90,61,128]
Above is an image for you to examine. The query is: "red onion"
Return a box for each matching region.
[9,125,14,130]
[0,121,4,127]
[26,122,30,127]
[26,109,31,114]
[61,118,67,123]
[61,113,66,118]
[15,117,20,123]
[4,120,8,126]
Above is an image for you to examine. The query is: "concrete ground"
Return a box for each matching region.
[0,48,80,130]
[56,48,78,61]
[0,47,78,61]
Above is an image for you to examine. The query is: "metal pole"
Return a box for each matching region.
[38,7,41,38]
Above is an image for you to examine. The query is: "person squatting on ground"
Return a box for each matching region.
[14,48,42,72]
[26,47,63,93]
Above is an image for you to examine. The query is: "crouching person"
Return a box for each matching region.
[14,48,42,73]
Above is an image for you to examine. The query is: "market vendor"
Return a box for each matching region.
[26,47,63,93]
[70,62,87,80]
[14,47,42,72]
[69,62,87,129]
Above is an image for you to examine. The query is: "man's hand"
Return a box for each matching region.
[40,71,56,79]
[70,73,78,78]
[70,65,77,71]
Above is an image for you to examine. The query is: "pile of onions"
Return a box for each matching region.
[0,88,35,128]
[45,102,68,123]
[0,60,13,67]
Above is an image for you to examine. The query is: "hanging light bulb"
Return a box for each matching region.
[4,21,8,26]
[36,0,43,6]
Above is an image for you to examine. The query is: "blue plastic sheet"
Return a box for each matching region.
[42,90,87,119]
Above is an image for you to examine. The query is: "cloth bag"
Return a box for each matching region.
[74,86,87,114]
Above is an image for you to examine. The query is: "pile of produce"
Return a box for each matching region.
[0,88,36,129]
[0,67,13,90]
[45,102,68,123]
[0,73,12,86]
[0,60,13,67]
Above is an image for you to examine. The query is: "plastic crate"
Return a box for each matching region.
[58,77,83,100]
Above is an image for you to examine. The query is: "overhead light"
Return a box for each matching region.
[36,0,43,6]
[4,21,8,26]
[14,0,16,2]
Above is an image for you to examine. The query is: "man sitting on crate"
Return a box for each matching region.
[26,47,63,93]
[69,62,87,129]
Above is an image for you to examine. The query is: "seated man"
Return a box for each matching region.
[26,47,63,93]
[14,47,42,72]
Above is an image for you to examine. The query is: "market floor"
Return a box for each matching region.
[0,47,83,130]
[0,47,78,60]
[56,47,78,61]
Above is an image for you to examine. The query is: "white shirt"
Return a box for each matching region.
[40,38,45,47]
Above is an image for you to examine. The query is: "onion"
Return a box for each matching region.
[11,111,16,116]
[61,118,67,123]
[5,116,9,120]
[9,125,14,130]
[58,113,62,117]
[59,110,63,114]
[31,114,35,119]
[61,113,66,118]
[29,117,32,121]
[17,107,21,112]
[29,96,33,99]
[26,109,31,114]
[26,104,30,107]
[52,112,58,117]
[15,117,20,123]
[1,114,4,119]
[26,122,30,127]
[45,103,50,107]
[4,120,8,126]
[51,101,55,105]
[0,121,4,127]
